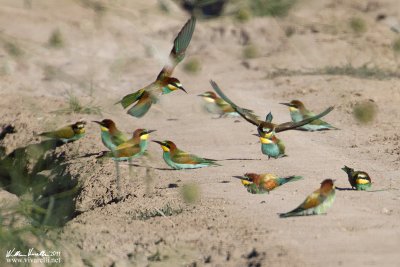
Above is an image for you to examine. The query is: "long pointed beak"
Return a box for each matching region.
[252,133,260,137]
[197,93,205,97]
[233,175,249,180]
[180,87,188,94]
[92,121,102,125]
[146,129,157,134]
[280,103,291,107]
[152,140,163,145]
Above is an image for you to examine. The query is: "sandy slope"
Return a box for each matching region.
[0,0,400,266]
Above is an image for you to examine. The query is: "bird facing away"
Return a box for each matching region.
[113,129,156,161]
[93,119,128,152]
[153,140,220,169]
[198,91,253,117]
[210,80,334,158]
[280,100,338,131]
[116,17,196,118]
[234,173,303,194]
[279,179,336,218]
[342,165,372,190]
[39,121,86,143]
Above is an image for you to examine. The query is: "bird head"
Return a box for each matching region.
[165,77,187,93]
[256,123,275,144]
[233,174,256,186]
[280,100,305,112]
[72,121,86,134]
[133,129,156,140]
[198,91,217,102]
[92,119,116,132]
[341,165,353,175]
[320,179,335,192]
[152,140,176,152]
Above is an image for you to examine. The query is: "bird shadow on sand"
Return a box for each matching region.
[335,186,356,191]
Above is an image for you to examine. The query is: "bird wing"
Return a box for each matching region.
[40,125,75,139]
[111,131,128,146]
[275,106,334,133]
[295,191,327,212]
[215,98,235,113]
[210,80,261,126]
[171,149,213,164]
[117,88,146,109]
[157,17,196,81]
[127,91,154,118]
[114,141,141,158]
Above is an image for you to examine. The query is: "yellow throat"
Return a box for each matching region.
[161,145,170,152]
[140,134,149,140]
[203,97,215,103]
[241,179,251,186]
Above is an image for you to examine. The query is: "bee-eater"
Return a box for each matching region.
[93,119,128,152]
[152,140,220,170]
[279,179,336,218]
[280,100,338,131]
[38,121,86,143]
[210,80,334,158]
[113,129,156,161]
[234,173,303,194]
[116,17,196,118]
[342,165,372,190]
[198,91,253,117]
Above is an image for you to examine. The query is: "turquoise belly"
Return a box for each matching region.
[261,143,281,158]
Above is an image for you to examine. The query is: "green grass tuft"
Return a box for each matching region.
[131,204,183,220]
[353,101,377,124]
[243,44,259,59]
[183,58,201,74]
[181,183,200,204]
[266,64,400,80]
[235,7,252,22]
[54,91,101,115]
[392,38,400,54]
[349,17,367,34]
[48,29,64,48]
[249,0,297,17]
[4,41,23,58]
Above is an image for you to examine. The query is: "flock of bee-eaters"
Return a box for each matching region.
[38,17,373,218]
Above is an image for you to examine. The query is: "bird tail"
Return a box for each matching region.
[116,89,145,109]
[38,131,54,138]
[279,175,303,186]
[279,207,308,218]
[127,93,153,118]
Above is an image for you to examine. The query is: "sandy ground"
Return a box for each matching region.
[1,0,400,266]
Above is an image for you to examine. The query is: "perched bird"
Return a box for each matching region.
[280,100,338,131]
[234,173,303,194]
[210,80,334,158]
[198,91,252,117]
[279,179,336,218]
[342,165,372,191]
[116,17,196,118]
[113,129,156,161]
[93,119,128,152]
[38,121,86,143]
[153,140,220,169]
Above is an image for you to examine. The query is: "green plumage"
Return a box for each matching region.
[342,165,372,190]
[117,89,145,109]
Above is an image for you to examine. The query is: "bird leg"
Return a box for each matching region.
[115,160,122,198]
[128,158,134,178]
